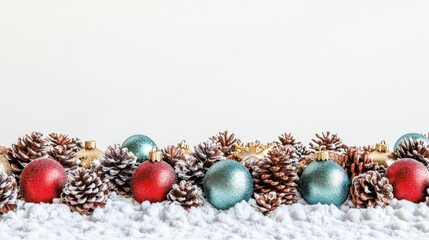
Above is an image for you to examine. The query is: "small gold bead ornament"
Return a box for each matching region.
[148,147,163,162]
[369,140,394,167]
[75,140,105,169]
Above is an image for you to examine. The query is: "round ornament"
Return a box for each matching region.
[203,159,253,210]
[386,158,429,203]
[20,158,67,203]
[0,155,12,175]
[123,134,156,162]
[369,141,394,167]
[132,147,176,203]
[300,147,350,206]
[75,141,104,169]
[394,133,429,150]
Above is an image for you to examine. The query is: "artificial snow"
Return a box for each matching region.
[1,194,429,240]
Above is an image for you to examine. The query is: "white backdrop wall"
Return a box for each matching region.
[1,0,428,150]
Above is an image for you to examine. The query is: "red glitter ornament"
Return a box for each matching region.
[20,158,67,203]
[132,147,176,203]
[387,158,429,203]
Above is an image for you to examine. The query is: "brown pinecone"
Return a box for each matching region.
[210,131,241,158]
[350,171,393,208]
[342,148,380,180]
[391,139,429,167]
[193,141,224,171]
[163,145,186,167]
[61,168,109,215]
[99,144,137,196]
[6,132,49,179]
[253,145,299,204]
[47,133,83,170]
[167,180,204,210]
[254,191,282,215]
[174,155,205,186]
[0,172,18,215]
[309,131,347,153]
[278,133,310,158]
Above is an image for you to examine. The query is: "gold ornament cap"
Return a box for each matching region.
[148,147,162,162]
[178,140,189,151]
[85,140,96,150]
[316,146,329,160]
[375,140,389,152]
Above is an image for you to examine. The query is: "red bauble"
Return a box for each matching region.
[132,160,176,203]
[20,158,67,203]
[387,158,429,203]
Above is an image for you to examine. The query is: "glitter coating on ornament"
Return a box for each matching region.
[122,135,156,162]
[300,160,350,206]
[394,133,429,150]
[203,160,253,210]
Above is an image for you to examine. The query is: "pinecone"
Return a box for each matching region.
[392,139,429,167]
[6,132,49,179]
[253,145,299,204]
[342,148,381,180]
[278,133,300,147]
[0,172,18,215]
[210,131,241,158]
[309,131,347,153]
[295,144,311,158]
[99,144,137,196]
[174,155,205,186]
[193,141,224,171]
[350,171,393,208]
[163,145,186,167]
[47,133,83,170]
[167,180,204,210]
[61,168,109,215]
[254,191,282,215]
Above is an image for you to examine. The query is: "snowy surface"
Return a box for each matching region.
[1,194,429,240]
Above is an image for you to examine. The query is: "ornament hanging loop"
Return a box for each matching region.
[148,147,162,162]
[375,140,389,152]
[316,146,329,160]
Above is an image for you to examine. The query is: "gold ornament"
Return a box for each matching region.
[177,140,192,156]
[369,140,393,167]
[0,155,12,176]
[234,141,276,167]
[148,147,162,162]
[0,145,7,156]
[75,141,104,169]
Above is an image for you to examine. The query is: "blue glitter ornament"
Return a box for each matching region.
[122,135,156,162]
[299,147,350,206]
[203,160,253,210]
[394,133,429,150]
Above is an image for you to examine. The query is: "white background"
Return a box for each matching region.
[1,1,428,150]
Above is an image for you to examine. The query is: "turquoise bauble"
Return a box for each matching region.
[122,135,156,162]
[203,160,253,210]
[394,133,429,150]
[300,160,350,206]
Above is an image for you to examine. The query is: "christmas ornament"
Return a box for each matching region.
[5,132,49,181]
[234,141,276,168]
[350,171,393,208]
[0,172,18,215]
[132,147,176,203]
[167,180,204,210]
[47,133,83,170]
[254,191,282,215]
[75,141,104,169]
[203,160,253,210]
[392,139,429,167]
[368,141,394,167]
[0,145,7,156]
[20,158,67,203]
[61,168,109,215]
[122,134,156,162]
[0,156,12,176]
[309,131,348,153]
[252,145,299,205]
[210,131,241,158]
[99,144,137,196]
[300,147,350,206]
[386,158,429,203]
[394,133,429,150]
[342,148,382,180]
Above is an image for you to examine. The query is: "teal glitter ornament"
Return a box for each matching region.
[394,133,429,150]
[122,135,156,162]
[203,160,253,210]
[300,147,350,206]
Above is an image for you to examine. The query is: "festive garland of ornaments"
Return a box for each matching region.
[1,131,429,216]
